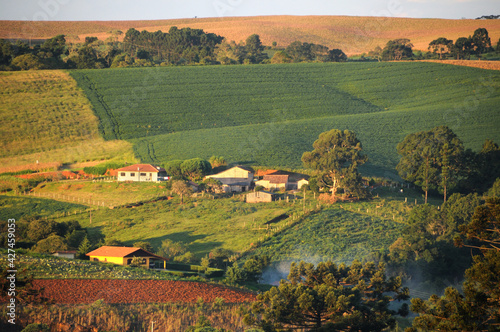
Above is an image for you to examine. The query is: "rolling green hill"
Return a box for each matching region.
[71,62,500,177]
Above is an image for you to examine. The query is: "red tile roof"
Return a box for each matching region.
[116,164,165,173]
[86,246,165,260]
[264,174,289,184]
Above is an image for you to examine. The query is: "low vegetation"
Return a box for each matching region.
[0,70,135,173]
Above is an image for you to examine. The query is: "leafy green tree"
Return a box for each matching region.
[243,255,270,282]
[474,139,500,193]
[327,48,347,62]
[27,218,57,242]
[368,46,383,61]
[382,39,413,60]
[244,261,408,331]
[390,204,440,264]
[32,235,68,253]
[171,180,192,204]
[487,178,500,197]
[214,39,245,64]
[163,160,184,177]
[209,248,233,269]
[11,53,47,70]
[471,28,492,59]
[40,34,66,58]
[270,50,292,64]
[209,155,226,168]
[133,241,154,252]
[428,37,453,59]
[225,262,246,284]
[410,198,500,331]
[453,36,472,59]
[65,229,86,248]
[302,129,367,199]
[181,158,212,180]
[396,126,464,203]
[156,239,187,260]
[245,34,268,64]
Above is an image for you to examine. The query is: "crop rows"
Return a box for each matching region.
[72,62,500,174]
[253,207,403,263]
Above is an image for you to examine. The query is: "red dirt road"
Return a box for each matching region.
[30,279,256,304]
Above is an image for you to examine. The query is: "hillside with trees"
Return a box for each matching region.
[1,15,499,55]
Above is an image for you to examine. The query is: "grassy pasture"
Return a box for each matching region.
[72,62,500,176]
[0,195,86,222]
[253,207,403,264]
[53,195,298,258]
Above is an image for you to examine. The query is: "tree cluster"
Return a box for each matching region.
[427,28,494,60]
[0,217,89,256]
[225,255,270,284]
[1,27,349,71]
[163,158,212,181]
[278,41,347,63]
[408,198,500,331]
[397,126,500,203]
[243,260,409,331]
[123,27,224,65]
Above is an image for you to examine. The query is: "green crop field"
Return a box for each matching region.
[0,70,135,173]
[71,62,500,177]
[253,207,403,264]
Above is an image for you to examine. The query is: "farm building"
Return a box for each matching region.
[86,246,167,269]
[246,191,278,203]
[116,164,167,182]
[205,166,254,192]
[255,170,309,191]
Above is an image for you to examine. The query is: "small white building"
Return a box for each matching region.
[116,164,167,182]
[52,250,77,259]
[255,171,309,191]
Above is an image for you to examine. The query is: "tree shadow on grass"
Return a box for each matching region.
[139,231,223,258]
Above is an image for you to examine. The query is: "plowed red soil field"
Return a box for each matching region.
[29,279,256,304]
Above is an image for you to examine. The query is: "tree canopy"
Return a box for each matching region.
[396,126,464,203]
[428,37,453,59]
[302,129,368,199]
[243,260,409,331]
[410,198,500,331]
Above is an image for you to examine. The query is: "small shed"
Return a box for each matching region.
[246,191,278,203]
[52,250,77,259]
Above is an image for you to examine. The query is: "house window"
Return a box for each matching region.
[130,172,135,176]
[93,258,99,262]
[127,259,132,265]
[141,258,147,265]
[140,173,147,176]
[120,172,126,177]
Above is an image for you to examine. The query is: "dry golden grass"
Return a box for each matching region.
[0,70,136,171]
[419,59,500,71]
[1,16,499,54]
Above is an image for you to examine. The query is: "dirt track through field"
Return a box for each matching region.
[29,279,256,304]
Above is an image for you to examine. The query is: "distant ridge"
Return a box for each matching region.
[1,15,499,54]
